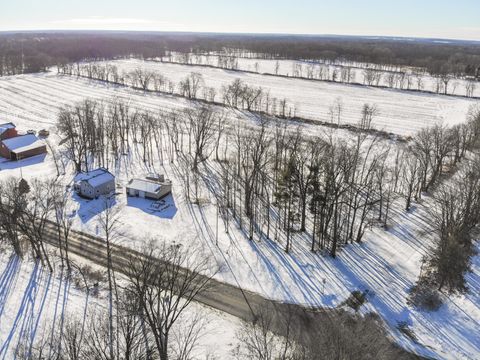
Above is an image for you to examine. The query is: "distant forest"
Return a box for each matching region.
[1,31,480,77]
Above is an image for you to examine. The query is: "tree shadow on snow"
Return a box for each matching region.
[0,154,47,171]
[73,193,118,224]
[126,194,177,219]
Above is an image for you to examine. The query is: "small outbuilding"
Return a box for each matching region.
[0,134,47,160]
[0,123,18,141]
[126,175,172,200]
[74,168,115,199]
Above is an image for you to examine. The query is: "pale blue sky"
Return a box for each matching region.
[2,0,479,40]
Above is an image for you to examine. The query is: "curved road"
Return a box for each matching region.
[40,220,419,359]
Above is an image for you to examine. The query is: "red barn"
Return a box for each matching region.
[0,134,47,161]
[0,123,17,140]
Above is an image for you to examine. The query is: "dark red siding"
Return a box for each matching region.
[0,128,18,141]
[12,145,47,161]
[0,143,10,159]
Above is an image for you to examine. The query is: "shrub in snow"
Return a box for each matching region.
[407,282,443,311]
[342,290,369,312]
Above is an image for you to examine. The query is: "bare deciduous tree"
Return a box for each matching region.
[125,241,214,360]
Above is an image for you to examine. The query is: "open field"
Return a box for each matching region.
[164,53,480,98]
[0,72,479,359]
[103,59,478,136]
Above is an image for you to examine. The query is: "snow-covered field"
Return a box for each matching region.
[0,72,479,359]
[105,59,478,136]
[165,53,480,98]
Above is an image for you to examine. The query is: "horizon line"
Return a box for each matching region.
[0,29,479,44]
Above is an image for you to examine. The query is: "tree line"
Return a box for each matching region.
[173,103,480,298]
[2,32,480,81]
[0,32,167,76]
[160,53,478,98]
[59,62,397,138]
[57,63,298,120]
[183,36,480,78]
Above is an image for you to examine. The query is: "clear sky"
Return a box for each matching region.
[2,0,479,41]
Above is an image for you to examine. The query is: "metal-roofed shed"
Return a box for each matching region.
[126,177,172,200]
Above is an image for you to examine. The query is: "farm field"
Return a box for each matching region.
[104,58,478,136]
[0,72,479,359]
[164,53,480,98]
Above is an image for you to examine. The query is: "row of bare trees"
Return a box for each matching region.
[163,52,240,70]
[195,107,480,262]
[57,98,227,176]
[189,44,480,80]
[61,64,423,135]
[59,64,298,119]
[57,98,185,172]
[212,123,393,257]
[159,53,479,98]
[221,78,295,117]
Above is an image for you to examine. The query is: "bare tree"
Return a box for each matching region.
[125,241,214,360]
[97,197,123,360]
[359,103,379,130]
[62,317,87,360]
[179,72,204,99]
[171,312,208,360]
[401,148,421,211]
[0,177,28,256]
[17,178,58,271]
[184,106,221,172]
[328,97,343,125]
[53,185,74,272]
[236,309,277,360]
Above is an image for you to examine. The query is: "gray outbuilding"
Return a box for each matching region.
[74,168,115,199]
[126,175,172,200]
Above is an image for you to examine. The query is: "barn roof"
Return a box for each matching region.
[1,134,45,153]
[75,168,115,188]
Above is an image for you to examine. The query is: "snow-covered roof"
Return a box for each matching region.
[127,178,162,194]
[75,168,115,188]
[0,122,15,136]
[1,134,45,153]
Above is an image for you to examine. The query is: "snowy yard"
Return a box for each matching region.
[0,250,242,359]
[0,73,479,359]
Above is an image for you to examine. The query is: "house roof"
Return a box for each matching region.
[75,168,115,188]
[0,123,15,136]
[127,178,162,194]
[1,134,45,153]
